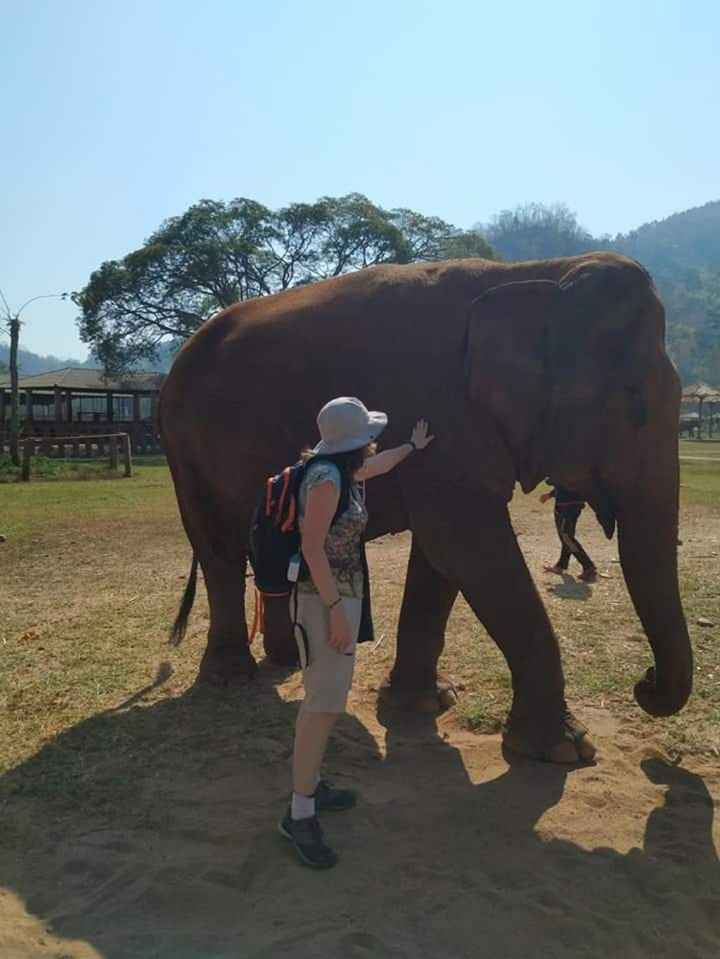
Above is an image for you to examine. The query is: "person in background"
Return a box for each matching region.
[540,485,597,583]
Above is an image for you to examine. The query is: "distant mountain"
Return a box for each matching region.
[0,343,93,375]
[0,340,179,376]
[614,200,720,275]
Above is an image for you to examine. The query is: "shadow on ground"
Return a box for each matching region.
[1,668,718,959]
[545,572,592,601]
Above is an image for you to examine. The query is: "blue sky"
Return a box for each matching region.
[1,0,718,359]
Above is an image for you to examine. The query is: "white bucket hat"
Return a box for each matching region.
[312,397,388,455]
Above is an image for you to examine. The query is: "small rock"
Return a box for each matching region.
[697,617,715,628]
[0,533,6,543]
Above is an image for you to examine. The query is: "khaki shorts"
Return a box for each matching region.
[292,592,362,714]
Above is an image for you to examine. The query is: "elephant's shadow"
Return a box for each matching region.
[1,667,718,959]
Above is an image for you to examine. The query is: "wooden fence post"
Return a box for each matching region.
[122,434,133,477]
[21,438,33,481]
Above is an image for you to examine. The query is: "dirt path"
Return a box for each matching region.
[1,484,718,959]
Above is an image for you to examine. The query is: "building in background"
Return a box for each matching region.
[0,368,164,455]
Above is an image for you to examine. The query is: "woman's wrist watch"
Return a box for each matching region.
[408,440,417,451]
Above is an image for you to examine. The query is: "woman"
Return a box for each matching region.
[279,396,434,868]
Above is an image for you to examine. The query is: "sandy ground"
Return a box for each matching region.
[1,500,719,959]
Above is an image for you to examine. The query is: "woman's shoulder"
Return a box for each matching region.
[302,459,343,493]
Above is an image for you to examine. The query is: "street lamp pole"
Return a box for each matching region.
[1,290,68,465]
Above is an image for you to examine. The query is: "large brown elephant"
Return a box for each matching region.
[159,252,692,762]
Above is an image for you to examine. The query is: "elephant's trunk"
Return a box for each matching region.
[616,463,693,716]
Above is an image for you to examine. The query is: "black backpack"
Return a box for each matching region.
[248,457,350,597]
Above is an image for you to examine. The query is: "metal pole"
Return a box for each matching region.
[9,317,20,465]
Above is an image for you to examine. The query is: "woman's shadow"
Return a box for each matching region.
[0,668,717,959]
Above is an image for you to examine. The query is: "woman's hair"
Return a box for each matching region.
[301,443,377,482]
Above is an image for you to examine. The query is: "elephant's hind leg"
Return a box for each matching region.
[199,553,257,686]
[383,535,459,712]
[260,595,299,667]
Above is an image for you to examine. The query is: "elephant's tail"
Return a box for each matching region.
[169,554,199,647]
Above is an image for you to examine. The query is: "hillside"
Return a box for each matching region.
[614,200,720,274]
[0,340,178,376]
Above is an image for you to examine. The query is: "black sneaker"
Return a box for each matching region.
[314,779,358,812]
[278,810,338,869]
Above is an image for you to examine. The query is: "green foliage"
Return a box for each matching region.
[0,454,123,483]
[75,194,497,372]
[480,202,595,260]
[439,229,495,260]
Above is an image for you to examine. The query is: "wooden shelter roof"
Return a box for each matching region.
[682,382,720,402]
[0,367,164,393]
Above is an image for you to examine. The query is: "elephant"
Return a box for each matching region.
[159,251,692,763]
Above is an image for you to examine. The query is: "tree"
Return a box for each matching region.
[479,202,595,261]
[439,229,495,260]
[76,194,498,373]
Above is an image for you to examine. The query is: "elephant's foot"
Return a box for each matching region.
[261,597,299,668]
[502,709,596,764]
[263,638,299,668]
[378,674,459,714]
[198,644,257,687]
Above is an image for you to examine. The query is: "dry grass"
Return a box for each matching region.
[0,455,718,827]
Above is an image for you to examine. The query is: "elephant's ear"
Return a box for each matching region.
[466,279,561,492]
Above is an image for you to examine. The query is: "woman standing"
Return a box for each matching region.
[279,396,434,868]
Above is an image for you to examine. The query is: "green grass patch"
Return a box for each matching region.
[679,460,720,507]
[0,456,175,540]
[679,438,720,458]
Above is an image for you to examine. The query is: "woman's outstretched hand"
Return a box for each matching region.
[411,419,435,451]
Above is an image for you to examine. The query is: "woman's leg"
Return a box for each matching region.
[290,594,361,809]
[280,595,362,868]
[292,710,340,797]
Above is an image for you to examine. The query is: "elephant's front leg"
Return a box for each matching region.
[384,534,459,712]
[405,492,596,763]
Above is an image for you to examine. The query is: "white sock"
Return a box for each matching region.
[291,791,316,820]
